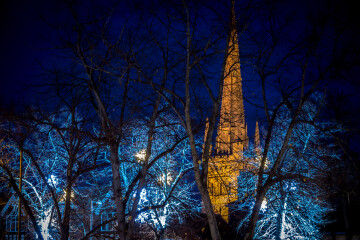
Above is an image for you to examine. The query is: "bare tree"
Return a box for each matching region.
[39,1,200,239]
[128,1,255,239]
[0,106,107,239]
[127,1,236,239]
[233,1,360,238]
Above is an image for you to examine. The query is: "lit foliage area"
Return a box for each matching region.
[0,108,108,239]
[236,94,340,239]
[116,114,197,237]
[255,181,330,239]
[236,173,330,239]
[0,109,196,239]
[0,126,54,239]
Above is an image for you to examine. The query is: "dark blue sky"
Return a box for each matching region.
[0,0,53,106]
[1,0,359,142]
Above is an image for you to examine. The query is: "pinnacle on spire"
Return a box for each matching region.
[254,121,261,156]
[203,118,212,156]
[255,121,260,147]
[204,118,210,143]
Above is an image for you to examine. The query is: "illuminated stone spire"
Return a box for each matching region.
[208,0,249,222]
[216,0,247,155]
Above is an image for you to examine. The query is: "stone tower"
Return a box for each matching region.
[207,1,249,222]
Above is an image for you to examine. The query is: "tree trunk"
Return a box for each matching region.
[199,186,222,240]
[276,193,288,240]
[110,144,126,240]
[275,184,287,240]
[185,112,221,240]
[60,183,72,240]
[2,164,44,240]
[245,189,266,240]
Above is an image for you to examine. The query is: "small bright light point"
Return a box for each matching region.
[140,188,147,202]
[62,190,75,201]
[159,172,172,185]
[261,198,267,211]
[135,149,146,162]
[47,174,58,186]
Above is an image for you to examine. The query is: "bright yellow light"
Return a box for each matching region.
[61,190,75,201]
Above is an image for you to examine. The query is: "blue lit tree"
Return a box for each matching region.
[101,115,196,240]
[232,0,357,237]
[1,105,197,240]
[0,140,45,239]
[41,0,235,238]
[47,10,195,240]
[135,149,196,239]
[0,107,108,240]
[44,112,194,240]
[234,93,341,240]
[33,1,250,239]
[255,180,330,239]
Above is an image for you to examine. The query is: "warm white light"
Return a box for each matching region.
[135,149,146,161]
[61,190,75,201]
[159,172,172,185]
[261,198,267,210]
[47,174,58,186]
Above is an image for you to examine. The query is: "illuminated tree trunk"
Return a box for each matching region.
[275,188,288,240]
[60,183,73,240]
[182,1,222,237]
[245,188,266,240]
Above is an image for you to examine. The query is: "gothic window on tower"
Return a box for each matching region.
[229,182,235,194]
[213,183,218,196]
[219,182,229,195]
[208,182,213,195]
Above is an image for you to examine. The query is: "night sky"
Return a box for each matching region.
[0,0,359,135]
[0,0,49,105]
[1,0,359,125]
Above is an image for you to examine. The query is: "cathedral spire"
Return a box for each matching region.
[216,0,247,154]
[208,1,250,223]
